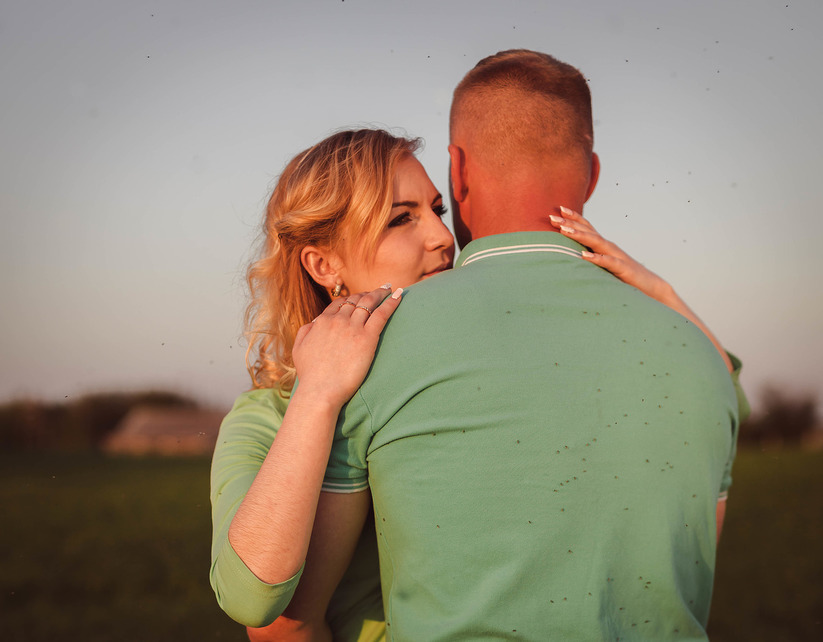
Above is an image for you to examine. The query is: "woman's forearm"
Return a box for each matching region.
[228,386,342,584]
[550,208,734,374]
[653,283,734,373]
[221,285,400,618]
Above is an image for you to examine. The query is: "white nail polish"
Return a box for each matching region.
[381,283,392,289]
[560,225,575,234]
[559,206,576,216]
[549,215,563,224]
[391,287,404,300]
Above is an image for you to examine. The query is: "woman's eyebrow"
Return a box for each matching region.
[391,194,442,208]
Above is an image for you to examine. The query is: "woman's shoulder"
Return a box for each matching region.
[228,386,291,417]
[215,387,292,448]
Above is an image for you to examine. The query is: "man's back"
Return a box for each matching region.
[326,231,739,640]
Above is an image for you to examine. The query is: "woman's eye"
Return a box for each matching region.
[433,204,448,218]
[388,212,412,228]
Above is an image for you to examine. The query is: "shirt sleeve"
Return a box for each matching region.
[322,388,374,493]
[209,389,303,626]
[211,537,304,627]
[719,352,749,497]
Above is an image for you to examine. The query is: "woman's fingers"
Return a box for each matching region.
[293,284,404,408]
[308,283,403,342]
[550,207,691,321]
[558,206,596,233]
[550,207,626,259]
[580,250,628,278]
[329,284,402,325]
[346,285,391,320]
[549,206,595,234]
[364,287,403,331]
[314,292,361,323]
[331,292,366,317]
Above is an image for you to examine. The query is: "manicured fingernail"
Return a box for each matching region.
[560,225,575,234]
[381,283,392,289]
[559,206,576,216]
[391,287,404,300]
[581,250,594,258]
[549,215,563,224]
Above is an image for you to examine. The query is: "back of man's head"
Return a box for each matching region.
[450,50,593,178]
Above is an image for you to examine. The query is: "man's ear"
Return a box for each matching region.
[300,245,343,291]
[448,144,468,203]
[584,152,600,203]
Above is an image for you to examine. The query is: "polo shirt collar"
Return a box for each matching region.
[455,231,587,268]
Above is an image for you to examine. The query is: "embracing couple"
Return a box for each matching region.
[210,49,746,641]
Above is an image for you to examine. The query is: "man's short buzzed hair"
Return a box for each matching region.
[450,49,593,174]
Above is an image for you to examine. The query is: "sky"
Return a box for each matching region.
[1,0,821,414]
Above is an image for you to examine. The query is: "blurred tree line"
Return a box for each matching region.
[0,386,818,452]
[739,387,820,448]
[0,390,198,451]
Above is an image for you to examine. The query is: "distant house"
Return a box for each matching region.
[103,405,226,456]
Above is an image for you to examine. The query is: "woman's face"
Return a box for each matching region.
[337,155,455,293]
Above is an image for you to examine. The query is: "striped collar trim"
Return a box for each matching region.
[460,242,583,267]
[455,232,585,268]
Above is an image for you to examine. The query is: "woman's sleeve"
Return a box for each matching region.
[209,389,304,626]
[719,352,750,497]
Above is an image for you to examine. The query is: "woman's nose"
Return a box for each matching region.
[425,212,455,251]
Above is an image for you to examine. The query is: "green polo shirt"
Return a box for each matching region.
[324,231,741,641]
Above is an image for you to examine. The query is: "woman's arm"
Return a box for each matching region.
[246,490,372,641]
[550,207,734,373]
[210,388,299,627]
[212,285,401,626]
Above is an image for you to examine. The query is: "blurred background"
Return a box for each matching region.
[1,1,821,640]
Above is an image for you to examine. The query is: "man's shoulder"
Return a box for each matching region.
[386,268,471,320]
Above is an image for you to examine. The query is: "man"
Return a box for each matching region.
[323,50,741,640]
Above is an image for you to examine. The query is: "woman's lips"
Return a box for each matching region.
[422,264,450,279]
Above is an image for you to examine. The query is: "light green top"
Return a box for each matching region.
[210,387,385,640]
[324,231,742,641]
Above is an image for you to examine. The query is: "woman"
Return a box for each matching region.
[210,129,740,641]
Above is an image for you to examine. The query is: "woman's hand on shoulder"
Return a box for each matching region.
[550,207,674,304]
[551,207,734,373]
[292,284,404,408]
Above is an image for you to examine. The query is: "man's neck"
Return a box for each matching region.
[466,178,588,241]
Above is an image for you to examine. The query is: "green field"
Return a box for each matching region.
[709,449,823,641]
[1,449,820,641]
[0,454,242,641]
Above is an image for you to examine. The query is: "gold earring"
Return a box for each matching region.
[332,283,343,297]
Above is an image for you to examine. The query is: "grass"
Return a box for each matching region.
[1,449,820,641]
[0,453,244,641]
[708,448,823,641]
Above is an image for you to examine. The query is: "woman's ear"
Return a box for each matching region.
[300,245,344,292]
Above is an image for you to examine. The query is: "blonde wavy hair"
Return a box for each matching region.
[245,129,421,392]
